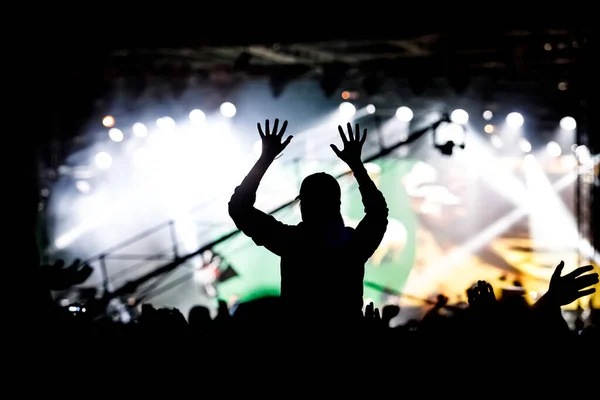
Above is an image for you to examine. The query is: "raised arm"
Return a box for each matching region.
[331,123,389,261]
[228,119,294,255]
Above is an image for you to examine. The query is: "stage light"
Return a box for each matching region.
[339,102,356,118]
[75,180,91,194]
[157,117,176,131]
[491,135,503,148]
[108,128,124,142]
[484,124,494,134]
[132,122,148,137]
[506,112,524,129]
[575,145,591,164]
[102,115,115,128]
[546,141,562,157]
[366,104,376,114]
[450,109,468,125]
[518,138,531,153]
[189,109,206,125]
[395,106,413,122]
[341,91,350,100]
[94,152,112,169]
[483,110,493,120]
[220,102,236,118]
[559,116,576,131]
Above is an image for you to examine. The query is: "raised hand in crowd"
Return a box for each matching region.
[257,118,292,161]
[544,261,598,306]
[331,123,366,168]
[364,301,383,327]
[466,280,496,313]
[381,304,400,326]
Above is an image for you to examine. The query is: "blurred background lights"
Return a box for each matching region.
[220,102,236,118]
[132,122,148,137]
[102,115,115,127]
[338,102,356,118]
[366,104,376,114]
[108,128,124,142]
[506,112,524,129]
[189,109,206,125]
[395,106,413,122]
[575,145,591,164]
[484,124,494,134]
[482,110,493,120]
[490,135,503,148]
[519,138,531,153]
[559,116,576,131]
[450,109,469,125]
[94,152,112,169]
[75,180,91,194]
[546,141,562,157]
[156,116,176,130]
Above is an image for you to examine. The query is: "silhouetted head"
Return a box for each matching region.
[188,305,211,329]
[296,172,341,223]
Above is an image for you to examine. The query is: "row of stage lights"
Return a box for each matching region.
[93,101,579,171]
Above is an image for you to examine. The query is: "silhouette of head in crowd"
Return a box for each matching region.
[296,172,342,225]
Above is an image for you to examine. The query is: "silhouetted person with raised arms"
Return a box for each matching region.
[229,119,388,327]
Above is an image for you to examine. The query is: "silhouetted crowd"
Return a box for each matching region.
[29,120,598,385]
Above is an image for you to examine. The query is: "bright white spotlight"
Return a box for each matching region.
[94,151,112,169]
[559,116,576,131]
[491,135,503,148]
[108,128,124,142]
[132,122,148,137]
[339,102,356,118]
[75,180,91,193]
[395,106,413,122]
[156,117,176,131]
[506,112,524,129]
[575,145,591,164]
[366,104,376,114]
[519,138,531,153]
[220,102,236,118]
[483,110,493,120]
[450,109,469,125]
[189,109,206,125]
[546,141,562,157]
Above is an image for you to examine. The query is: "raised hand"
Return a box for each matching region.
[546,261,598,306]
[466,280,496,311]
[41,259,93,291]
[331,122,367,168]
[257,118,292,160]
[364,301,384,330]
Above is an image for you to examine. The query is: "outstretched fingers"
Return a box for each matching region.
[574,272,599,290]
[257,122,265,138]
[276,119,288,137]
[346,122,354,140]
[338,125,348,144]
[564,264,595,279]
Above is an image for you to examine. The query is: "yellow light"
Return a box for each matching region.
[484,124,494,134]
[102,115,115,128]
